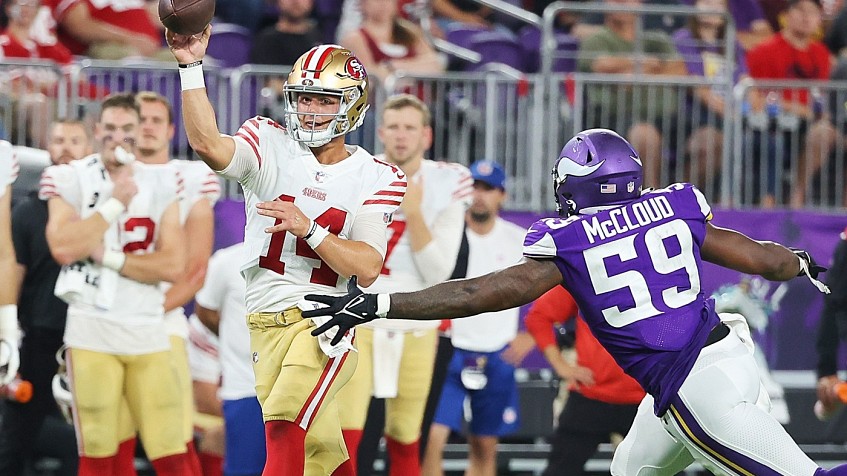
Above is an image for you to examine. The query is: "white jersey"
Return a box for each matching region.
[39,155,182,354]
[187,314,221,385]
[195,243,254,400]
[367,159,472,332]
[223,116,406,313]
[450,218,525,352]
[0,140,18,197]
[163,159,222,338]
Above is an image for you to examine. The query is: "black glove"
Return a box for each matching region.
[305,276,380,345]
[791,247,827,280]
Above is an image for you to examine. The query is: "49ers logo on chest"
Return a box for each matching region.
[343,57,366,81]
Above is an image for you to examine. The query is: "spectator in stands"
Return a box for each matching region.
[250,0,321,66]
[431,0,520,32]
[578,0,689,36]
[679,0,774,49]
[340,0,445,84]
[524,286,645,476]
[336,0,425,44]
[55,0,170,60]
[0,0,71,147]
[577,0,686,188]
[672,0,749,197]
[27,0,159,58]
[214,0,267,34]
[824,1,847,57]
[421,160,526,476]
[746,0,836,207]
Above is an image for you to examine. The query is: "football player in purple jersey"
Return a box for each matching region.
[305,128,847,476]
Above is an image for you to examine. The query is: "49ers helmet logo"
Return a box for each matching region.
[343,57,366,80]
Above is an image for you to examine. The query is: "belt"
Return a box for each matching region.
[704,322,730,348]
[246,308,303,330]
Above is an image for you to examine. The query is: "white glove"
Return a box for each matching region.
[0,305,21,386]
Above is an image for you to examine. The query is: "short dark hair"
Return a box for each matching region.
[99,93,140,122]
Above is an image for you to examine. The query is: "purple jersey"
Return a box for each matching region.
[523,183,720,416]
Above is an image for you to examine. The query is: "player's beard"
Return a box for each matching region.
[468,209,491,223]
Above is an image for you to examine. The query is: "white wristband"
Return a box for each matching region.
[0,305,19,341]
[179,62,206,91]
[305,223,330,249]
[97,198,125,225]
[102,249,126,272]
[376,294,391,319]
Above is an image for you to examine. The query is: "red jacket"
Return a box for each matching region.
[525,286,645,405]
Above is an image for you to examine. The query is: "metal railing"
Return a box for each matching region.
[4,53,847,211]
[0,60,67,148]
[67,59,228,160]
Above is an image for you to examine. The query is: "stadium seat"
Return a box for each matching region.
[206,23,253,68]
[518,26,580,73]
[446,26,524,72]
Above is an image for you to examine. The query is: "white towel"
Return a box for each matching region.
[372,327,404,398]
[94,266,119,310]
[297,300,356,359]
[54,260,118,310]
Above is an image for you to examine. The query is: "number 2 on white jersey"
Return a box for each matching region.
[583,219,700,328]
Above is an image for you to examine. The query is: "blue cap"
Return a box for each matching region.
[469,160,506,190]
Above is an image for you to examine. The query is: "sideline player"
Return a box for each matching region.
[40,93,191,476]
[422,160,525,476]
[195,242,266,476]
[336,93,471,475]
[168,27,406,476]
[0,140,20,391]
[135,90,221,472]
[0,120,91,476]
[307,128,847,476]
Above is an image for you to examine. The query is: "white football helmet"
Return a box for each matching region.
[283,44,370,147]
[52,346,74,424]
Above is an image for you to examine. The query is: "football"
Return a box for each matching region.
[158,0,215,36]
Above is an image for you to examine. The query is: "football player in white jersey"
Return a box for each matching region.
[169,28,406,476]
[39,93,193,476]
[336,94,472,475]
[423,160,526,476]
[0,140,20,387]
[195,242,268,476]
[135,90,221,474]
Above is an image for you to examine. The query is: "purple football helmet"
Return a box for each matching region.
[552,129,643,217]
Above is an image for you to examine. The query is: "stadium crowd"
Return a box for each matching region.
[0,0,846,475]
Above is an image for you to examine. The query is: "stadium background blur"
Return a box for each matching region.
[3,0,847,473]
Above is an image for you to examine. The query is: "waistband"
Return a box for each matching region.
[246,308,303,330]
